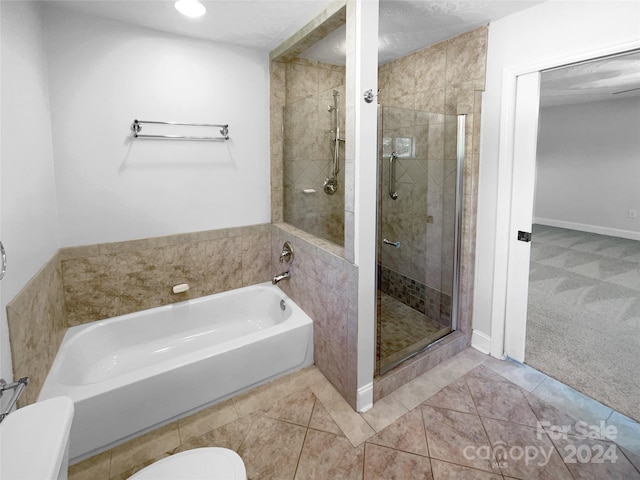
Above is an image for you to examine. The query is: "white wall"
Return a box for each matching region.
[0,3,273,384]
[535,96,640,239]
[0,2,60,383]
[42,6,271,247]
[474,0,640,352]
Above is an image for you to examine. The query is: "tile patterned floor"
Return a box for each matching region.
[69,348,640,480]
[378,292,450,371]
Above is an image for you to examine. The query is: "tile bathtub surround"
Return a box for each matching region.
[59,224,272,326]
[68,349,640,480]
[6,255,66,407]
[6,224,272,406]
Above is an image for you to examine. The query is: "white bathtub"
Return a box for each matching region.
[38,282,313,463]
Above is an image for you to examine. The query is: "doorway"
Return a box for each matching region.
[507,50,640,421]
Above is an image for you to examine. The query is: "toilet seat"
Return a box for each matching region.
[128,447,247,480]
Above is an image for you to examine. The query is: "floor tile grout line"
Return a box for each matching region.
[361,442,368,479]
[365,438,431,459]
[292,411,312,480]
[430,457,509,479]
[419,403,431,459]
[482,358,546,392]
[106,453,113,480]
[622,448,640,476]
[466,374,504,477]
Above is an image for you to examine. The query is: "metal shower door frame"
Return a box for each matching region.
[375,107,465,373]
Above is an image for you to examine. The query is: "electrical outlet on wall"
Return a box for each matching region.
[629,209,638,219]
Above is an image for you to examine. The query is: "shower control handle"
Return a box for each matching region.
[279,241,294,264]
[383,239,400,249]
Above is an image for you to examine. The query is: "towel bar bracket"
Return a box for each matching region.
[0,377,29,423]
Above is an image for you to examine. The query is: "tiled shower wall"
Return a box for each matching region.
[379,267,451,328]
[279,59,346,245]
[374,26,487,399]
[7,225,272,407]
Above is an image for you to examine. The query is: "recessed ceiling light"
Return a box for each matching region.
[175,0,206,18]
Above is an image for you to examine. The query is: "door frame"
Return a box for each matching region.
[490,38,640,361]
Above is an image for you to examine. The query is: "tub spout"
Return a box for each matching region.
[272,271,290,284]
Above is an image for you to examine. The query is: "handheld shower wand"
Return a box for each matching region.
[324,90,343,195]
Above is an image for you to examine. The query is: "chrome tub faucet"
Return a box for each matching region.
[272,271,290,284]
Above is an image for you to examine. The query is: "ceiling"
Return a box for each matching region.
[303,0,542,65]
[540,50,640,107]
[42,1,639,105]
[43,0,335,52]
[44,0,540,63]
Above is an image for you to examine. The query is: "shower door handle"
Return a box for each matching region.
[383,239,400,249]
[389,152,398,200]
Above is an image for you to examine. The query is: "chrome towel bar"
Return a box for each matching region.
[130,119,229,141]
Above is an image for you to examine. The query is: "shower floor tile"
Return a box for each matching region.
[378,293,451,372]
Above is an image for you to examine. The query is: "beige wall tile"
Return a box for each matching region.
[241,231,272,286]
[445,26,488,85]
[65,276,119,325]
[415,41,447,91]
[6,255,66,405]
[61,254,118,283]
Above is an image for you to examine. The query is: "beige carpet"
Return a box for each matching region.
[525,224,640,422]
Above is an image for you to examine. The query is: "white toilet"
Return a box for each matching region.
[128,447,247,480]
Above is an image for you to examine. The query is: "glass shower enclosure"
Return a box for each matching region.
[377,106,465,374]
[282,87,346,246]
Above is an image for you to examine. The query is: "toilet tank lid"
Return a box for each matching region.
[128,447,247,480]
[0,396,74,480]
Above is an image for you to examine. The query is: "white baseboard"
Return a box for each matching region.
[534,218,640,241]
[356,383,373,413]
[471,330,492,355]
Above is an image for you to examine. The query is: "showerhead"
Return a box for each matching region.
[323,177,338,195]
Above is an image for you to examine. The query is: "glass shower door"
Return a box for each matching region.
[377,106,464,374]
